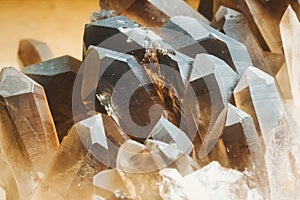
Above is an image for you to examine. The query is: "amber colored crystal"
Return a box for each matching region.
[0,67,59,199]
[32,114,128,200]
[22,55,82,141]
[18,39,53,67]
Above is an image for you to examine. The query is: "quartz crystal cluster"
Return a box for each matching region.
[1,0,300,199]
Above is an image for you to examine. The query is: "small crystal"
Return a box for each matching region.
[0,67,59,199]
[22,55,82,141]
[18,39,53,67]
[148,116,193,155]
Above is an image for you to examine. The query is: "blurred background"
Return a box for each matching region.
[0,0,99,68]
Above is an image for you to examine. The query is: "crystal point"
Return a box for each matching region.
[0,67,59,199]
[22,55,82,141]
[18,39,53,67]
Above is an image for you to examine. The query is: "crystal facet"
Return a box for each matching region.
[32,114,127,200]
[0,67,59,199]
[162,16,252,75]
[22,55,82,141]
[18,39,53,67]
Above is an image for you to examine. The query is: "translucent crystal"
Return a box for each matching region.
[18,39,53,67]
[116,139,198,199]
[280,5,300,107]
[162,16,252,75]
[217,7,285,76]
[93,169,131,199]
[32,114,127,200]
[234,67,296,199]
[22,55,82,141]
[0,67,59,199]
[223,104,268,196]
[148,116,193,155]
[99,0,209,27]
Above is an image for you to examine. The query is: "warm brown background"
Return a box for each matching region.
[0,0,99,69]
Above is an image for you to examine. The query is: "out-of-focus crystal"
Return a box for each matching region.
[32,114,127,200]
[0,187,6,200]
[99,0,209,27]
[0,67,59,199]
[159,161,263,200]
[280,5,300,107]
[162,16,252,75]
[275,63,292,100]
[18,39,53,67]
[234,67,297,199]
[22,55,83,141]
[93,169,131,199]
[222,104,268,196]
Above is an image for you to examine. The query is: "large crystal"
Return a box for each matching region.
[216,7,285,76]
[234,67,297,199]
[82,46,165,141]
[280,5,300,107]
[22,55,83,141]
[0,67,59,199]
[83,16,144,59]
[18,39,53,67]
[159,161,263,200]
[197,0,300,54]
[186,53,238,164]
[99,0,209,27]
[162,16,252,75]
[222,103,268,196]
[31,113,127,200]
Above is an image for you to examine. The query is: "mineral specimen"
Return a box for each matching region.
[31,114,127,200]
[234,67,297,199]
[280,5,300,107]
[0,67,59,199]
[18,39,53,67]
[162,16,252,75]
[99,0,209,27]
[22,55,83,141]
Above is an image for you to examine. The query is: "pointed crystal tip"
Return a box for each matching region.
[0,67,41,98]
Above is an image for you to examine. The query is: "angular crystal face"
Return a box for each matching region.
[197,0,300,54]
[216,7,285,76]
[100,0,209,27]
[162,16,252,75]
[18,39,53,67]
[280,6,300,107]
[83,16,145,59]
[0,67,59,199]
[22,55,82,141]
[185,54,238,162]
[32,114,127,200]
[234,67,298,199]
